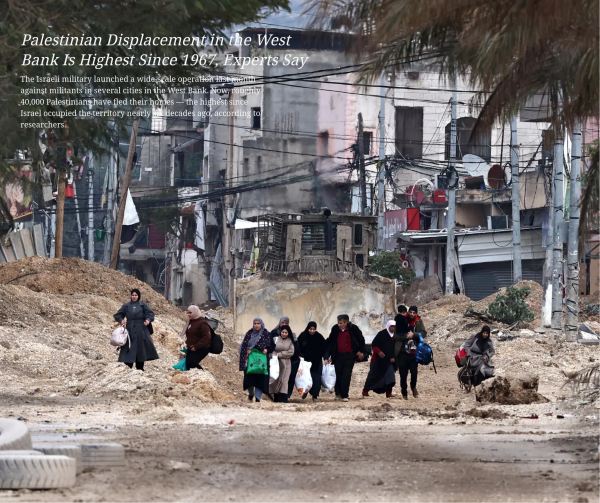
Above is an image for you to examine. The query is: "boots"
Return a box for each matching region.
[411,387,419,398]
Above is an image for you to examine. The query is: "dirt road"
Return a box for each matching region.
[0,395,597,503]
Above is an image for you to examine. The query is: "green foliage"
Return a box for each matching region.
[368,251,416,287]
[484,286,535,325]
[136,192,181,236]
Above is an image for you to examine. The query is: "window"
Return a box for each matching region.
[251,107,261,129]
[317,132,329,157]
[445,117,491,161]
[353,224,363,246]
[363,132,373,155]
[395,107,423,159]
[301,224,338,251]
[256,156,262,173]
[243,158,250,178]
[356,254,364,269]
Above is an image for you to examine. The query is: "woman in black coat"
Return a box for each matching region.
[362,320,397,398]
[113,289,159,370]
[297,321,327,401]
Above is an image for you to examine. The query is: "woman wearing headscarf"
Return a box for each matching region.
[179,305,212,370]
[297,321,327,401]
[239,318,271,402]
[362,320,397,398]
[113,288,159,371]
[464,325,495,386]
[271,316,300,399]
[269,325,295,402]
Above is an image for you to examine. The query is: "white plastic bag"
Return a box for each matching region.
[110,326,129,348]
[269,354,279,380]
[321,364,336,392]
[295,359,313,396]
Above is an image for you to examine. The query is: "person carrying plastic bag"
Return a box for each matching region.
[297,321,327,401]
[239,318,271,403]
[269,325,295,403]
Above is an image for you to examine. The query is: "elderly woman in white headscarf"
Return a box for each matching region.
[362,320,397,398]
[179,305,211,370]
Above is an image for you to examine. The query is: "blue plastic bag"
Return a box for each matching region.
[415,334,437,373]
[172,358,187,371]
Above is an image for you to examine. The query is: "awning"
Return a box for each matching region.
[234,219,258,230]
[173,136,202,152]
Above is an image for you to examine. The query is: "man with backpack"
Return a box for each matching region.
[394,305,427,399]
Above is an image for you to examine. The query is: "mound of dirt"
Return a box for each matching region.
[0,278,242,405]
[0,256,181,316]
[476,373,547,405]
[471,280,544,319]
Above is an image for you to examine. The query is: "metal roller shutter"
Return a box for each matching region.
[462,259,544,301]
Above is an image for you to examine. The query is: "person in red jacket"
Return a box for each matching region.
[324,314,366,402]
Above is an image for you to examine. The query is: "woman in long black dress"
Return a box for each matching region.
[362,320,397,398]
[113,288,159,371]
[297,321,327,401]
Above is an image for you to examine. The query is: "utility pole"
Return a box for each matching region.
[110,113,140,269]
[87,154,94,262]
[542,135,555,326]
[50,203,56,258]
[510,115,522,282]
[55,168,66,258]
[445,78,457,296]
[376,71,386,250]
[551,130,565,330]
[565,121,582,341]
[102,135,116,266]
[72,181,85,258]
[358,113,367,215]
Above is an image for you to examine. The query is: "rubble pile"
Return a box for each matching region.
[476,373,546,405]
[0,256,177,315]
[0,258,242,404]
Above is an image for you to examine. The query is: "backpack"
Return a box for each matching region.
[201,322,224,355]
[415,334,437,373]
[455,344,467,367]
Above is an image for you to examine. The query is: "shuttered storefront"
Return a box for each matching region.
[462,259,544,301]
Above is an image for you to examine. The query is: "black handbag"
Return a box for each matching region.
[148,322,154,335]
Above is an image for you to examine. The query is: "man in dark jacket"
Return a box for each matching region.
[393,305,427,399]
[324,314,366,402]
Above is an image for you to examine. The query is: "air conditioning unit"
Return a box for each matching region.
[487,215,509,230]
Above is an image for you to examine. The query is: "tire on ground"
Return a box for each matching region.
[33,444,84,474]
[0,451,44,456]
[0,455,76,489]
[78,443,125,469]
[0,419,33,451]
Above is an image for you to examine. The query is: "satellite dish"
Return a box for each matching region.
[463,154,490,177]
[463,154,511,189]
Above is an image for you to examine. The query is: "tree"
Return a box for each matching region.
[484,286,535,325]
[0,0,289,227]
[579,140,599,246]
[307,0,598,131]
[368,251,416,287]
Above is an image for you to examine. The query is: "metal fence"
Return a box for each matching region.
[259,257,358,273]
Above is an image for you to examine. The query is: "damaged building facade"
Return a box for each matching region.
[235,211,396,341]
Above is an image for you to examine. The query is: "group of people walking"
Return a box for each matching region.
[113,289,495,401]
[238,305,432,403]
